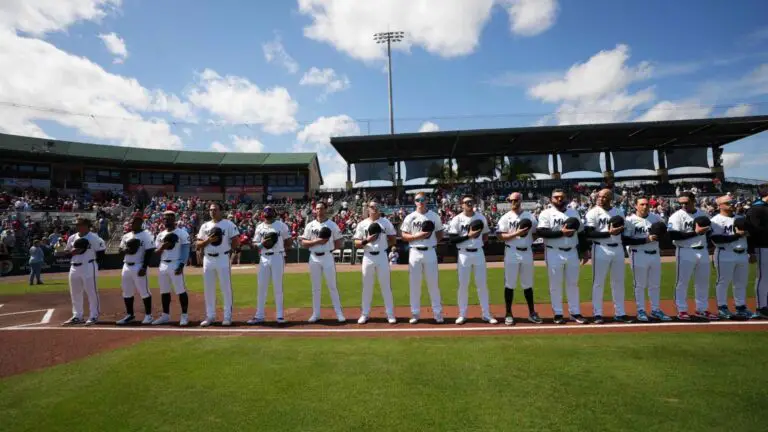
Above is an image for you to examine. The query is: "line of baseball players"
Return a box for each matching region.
[62,187,768,326]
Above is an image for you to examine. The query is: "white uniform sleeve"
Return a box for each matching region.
[433,213,444,232]
[280,222,291,239]
[496,214,509,234]
[384,219,396,236]
[197,224,209,241]
[253,224,263,243]
[65,236,74,251]
[332,222,343,241]
[93,235,106,252]
[301,223,312,240]
[399,215,413,234]
[143,231,155,249]
[530,214,539,234]
[226,220,239,239]
[179,230,190,245]
[668,212,683,231]
[481,215,490,234]
[154,232,162,249]
[447,216,459,235]
[353,222,365,240]
[710,216,726,236]
[585,209,598,228]
[538,211,551,229]
[120,234,128,249]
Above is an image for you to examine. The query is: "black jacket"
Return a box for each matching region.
[746,200,768,252]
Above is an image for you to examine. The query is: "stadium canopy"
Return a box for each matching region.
[330,115,768,163]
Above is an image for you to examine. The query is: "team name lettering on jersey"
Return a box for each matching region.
[552,218,564,226]
[598,217,609,228]
[684,221,694,230]
[722,224,734,234]
[635,225,648,234]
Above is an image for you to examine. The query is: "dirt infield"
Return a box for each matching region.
[1,284,766,378]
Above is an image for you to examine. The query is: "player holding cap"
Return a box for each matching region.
[623,196,672,322]
[300,201,346,323]
[354,201,398,324]
[667,191,716,320]
[400,192,444,324]
[63,217,106,326]
[448,195,497,325]
[117,216,155,325]
[153,211,191,326]
[536,189,588,325]
[746,184,768,319]
[710,195,756,319]
[196,203,240,327]
[496,192,542,325]
[584,189,632,323]
[248,206,292,325]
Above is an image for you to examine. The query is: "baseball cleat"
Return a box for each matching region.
[221,319,233,327]
[141,315,154,325]
[409,316,419,325]
[758,307,768,319]
[62,316,84,326]
[650,309,673,321]
[179,314,189,327]
[116,315,135,326]
[528,312,543,324]
[592,315,605,324]
[695,310,719,321]
[276,318,287,325]
[677,312,692,321]
[505,316,515,326]
[483,316,498,325]
[434,313,444,324]
[200,318,215,327]
[614,315,633,324]
[84,318,98,326]
[571,314,589,324]
[733,306,754,319]
[387,316,397,325]
[717,306,733,320]
[357,315,369,325]
[455,316,467,325]
[246,317,264,325]
[553,315,565,324]
[152,314,170,325]
[337,315,347,323]
[636,310,650,323]
[307,315,320,324]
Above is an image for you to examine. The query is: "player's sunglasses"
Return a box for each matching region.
[462,200,474,205]
[414,197,425,203]
[368,205,379,209]
[508,198,520,202]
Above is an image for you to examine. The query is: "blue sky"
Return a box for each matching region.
[1,0,767,187]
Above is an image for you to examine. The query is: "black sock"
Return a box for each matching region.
[523,288,535,313]
[178,292,188,314]
[124,296,134,316]
[142,296,152,315]
[504,288,514,316]
[162,293,172,314]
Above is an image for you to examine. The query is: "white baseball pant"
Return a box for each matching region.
[408,248,442,318]
[158,260,187,294]
[545,247,581,316]
[457,250,491,318]
[121,264,151,299]
[256,252,285,320]
[68,261,100,320]
[629,249,661,312]
[591,244,626,316]
[308,253,344,318]
[673,247,711,313]
[713,249,748,307]
[756,248,768,310]
[202,254,233,321]
[504,246,534,289]
[361,253,394,317]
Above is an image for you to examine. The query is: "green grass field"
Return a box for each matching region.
[1,332,766,431]
[0,263,757,309]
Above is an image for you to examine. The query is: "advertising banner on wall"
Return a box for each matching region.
[177,186,221,194]
[0,178,51,189]
[83,182,124,192]
[267,185,305,193]
[127,184,175,194]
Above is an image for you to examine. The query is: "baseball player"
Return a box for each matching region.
[536,189,588,324]
[623,196,672,322]
[62,218,106,326]
[710,196,756,319]
[584,189,631,323]
[496,192,542,325]
[353,201,397,324]
[448,195,497,325]
[116,216,155,325]
[300,201,346,323]
[247,206,292,324]
[400,192,444,324]
[667,191,717,320]
[153,211,191,326]
[746,184,768,319]
[196,203,240,327]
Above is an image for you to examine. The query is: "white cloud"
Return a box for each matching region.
[635,99,712,122]
[723,103,753,118]
[296,115,361,188]
[210,135,265,153]
[418,121,439,132]
[499,0,559,37]
[722,152,744,169]
[98,32,127,63]
[297,0,557,62]
[0,0,120,36]
[299,67,350,98]
[186,68,298,134]
[262,35,299,74]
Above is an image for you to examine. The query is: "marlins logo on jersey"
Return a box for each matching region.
[551,217,565,227]
[597,217,610,229]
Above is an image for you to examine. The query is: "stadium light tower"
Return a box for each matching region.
[373,31,404,135]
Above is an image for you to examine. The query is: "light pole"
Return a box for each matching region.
[373,31,404,135]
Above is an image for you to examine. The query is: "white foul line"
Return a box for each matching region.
[40,309,54,324]
[1,320,767,334]
[0,309,52,318]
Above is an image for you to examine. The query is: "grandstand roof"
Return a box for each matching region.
[0,132,319,172]
[330,115,768,163]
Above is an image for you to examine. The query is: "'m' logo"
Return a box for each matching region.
[598,218,609,228]
[553,218,564,226]
[723,225,734,234]
[684,221,694,230]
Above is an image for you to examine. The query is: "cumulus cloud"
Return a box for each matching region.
[98,32,127,63]
[297,0,558,62]
[418,121,440,132]
[295,115,361,188]
[262,35,299,74]
[721,152,744,169]
[0,0,121,36]
[723,103,753,117]
[186,68,299,134]
[210,135,265,153]
[635,99,712,122]
[299,67,350,98]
